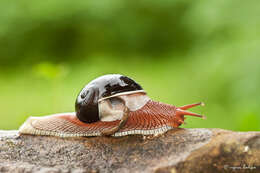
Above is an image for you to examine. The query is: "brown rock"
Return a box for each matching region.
[0,129,259,173]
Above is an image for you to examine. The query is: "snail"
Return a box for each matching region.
[19,74,205,137]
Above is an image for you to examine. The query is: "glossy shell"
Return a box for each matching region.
[75,74,143,123]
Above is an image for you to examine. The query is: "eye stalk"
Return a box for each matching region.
[75,74,143,124]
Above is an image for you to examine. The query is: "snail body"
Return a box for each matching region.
[19,74,205,137]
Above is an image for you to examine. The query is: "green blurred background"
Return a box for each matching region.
[0,0,259,131]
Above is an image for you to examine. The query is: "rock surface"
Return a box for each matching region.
[0,128,259,173]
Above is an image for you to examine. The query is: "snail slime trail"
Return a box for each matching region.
[19,74,205,137]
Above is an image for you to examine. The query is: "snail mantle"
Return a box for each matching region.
[0,128,260,173]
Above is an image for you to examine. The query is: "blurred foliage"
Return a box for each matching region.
[33,62,68,80]
[0,0,259,131]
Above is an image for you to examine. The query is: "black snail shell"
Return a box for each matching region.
[75,74,143,123]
